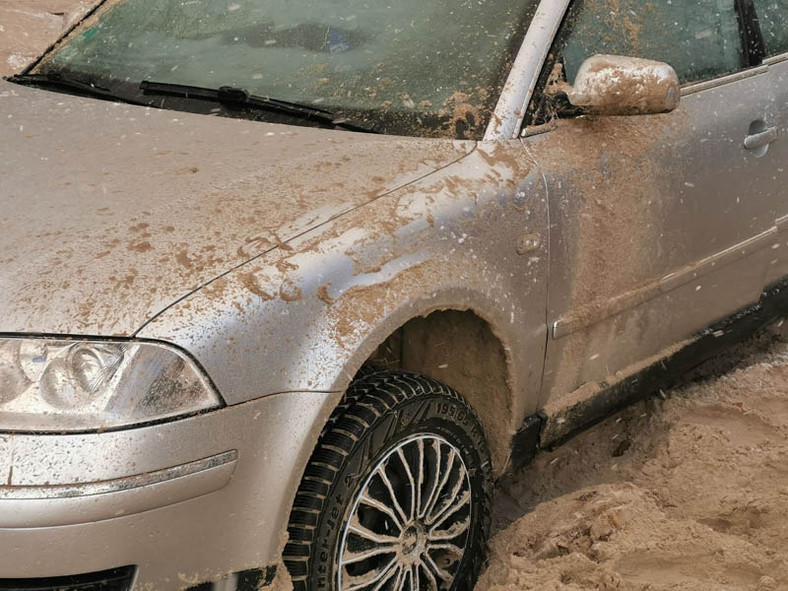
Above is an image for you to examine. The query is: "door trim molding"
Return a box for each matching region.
[537,276,788,447]
[681,65,768,96]
[552,225,781,339]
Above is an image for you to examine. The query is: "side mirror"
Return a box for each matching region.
[564,54,680,116]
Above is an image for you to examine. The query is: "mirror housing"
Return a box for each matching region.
[565,54,680,116]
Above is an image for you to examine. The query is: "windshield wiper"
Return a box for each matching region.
[140,80,379,134]
[9,73,144,105]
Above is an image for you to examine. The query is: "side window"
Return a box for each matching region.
[561,0,745,86]
[752,0,788,56]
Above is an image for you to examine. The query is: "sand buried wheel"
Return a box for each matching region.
[284,370,492,591]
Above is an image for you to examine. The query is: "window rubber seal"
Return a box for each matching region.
[735,0,767,67]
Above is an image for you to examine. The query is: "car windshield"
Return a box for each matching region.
[34,0,537,139]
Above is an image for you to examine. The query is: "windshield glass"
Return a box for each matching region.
[35,0,537,139]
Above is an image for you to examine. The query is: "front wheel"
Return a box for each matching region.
[284,370,493,591]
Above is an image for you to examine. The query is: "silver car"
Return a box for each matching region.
[1,0,787,589]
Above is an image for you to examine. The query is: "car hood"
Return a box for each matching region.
[0,81,473,336]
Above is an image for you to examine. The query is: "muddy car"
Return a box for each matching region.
[1,0,787,590]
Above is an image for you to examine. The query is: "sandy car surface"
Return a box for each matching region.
[0,1,99,77]
[2,3,787,590]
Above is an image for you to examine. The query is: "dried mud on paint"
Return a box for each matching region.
[544,113,682,305]
[480,323,788,590]
[532,109,688,398]
[0,1,100,76]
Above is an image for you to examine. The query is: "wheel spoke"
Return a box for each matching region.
[423,552,453,583]
[423,449,455,521]
[396,448,417,522]
[419,440,442,519]
[415,439,424,521]
[419,560,439,591]
[377,465,410,526]
[341,543,397,565]
[429,489,471,531]
[426,468,466,526]
[390,564,405,591]
[359,494,404,531]
[370,562,402,591]
[410,564,420,591]
[343,556,398,591]
[348,515,401,546]
[428,514,470,541]
[426,541,465,558]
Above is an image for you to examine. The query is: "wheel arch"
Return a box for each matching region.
[326,301,521,475]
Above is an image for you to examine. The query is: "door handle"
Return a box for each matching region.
[744,126,778,150]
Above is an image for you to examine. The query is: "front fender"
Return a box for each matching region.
[138,142,549,425]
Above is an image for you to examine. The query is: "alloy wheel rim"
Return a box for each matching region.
[337,434,472,591]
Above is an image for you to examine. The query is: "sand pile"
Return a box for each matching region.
[482,322,788,590]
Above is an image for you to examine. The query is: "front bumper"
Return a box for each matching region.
[0,391,340,590]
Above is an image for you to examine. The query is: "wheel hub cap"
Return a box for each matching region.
[401,526,421,558]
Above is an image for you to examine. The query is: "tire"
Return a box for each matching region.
[284,369,493,591]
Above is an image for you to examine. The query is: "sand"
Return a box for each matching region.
[483,322,788,590]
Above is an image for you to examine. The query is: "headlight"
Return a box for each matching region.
[0,338,222,431]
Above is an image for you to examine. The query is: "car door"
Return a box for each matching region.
[520,0,781,406]
[751,0,788,287]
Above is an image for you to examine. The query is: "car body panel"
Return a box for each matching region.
[763,54,788,285]
[0,81,473,336]
[137,141,550,468]
[522,6,786,406]
[0,391,339,587]
[0,451,238,528]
